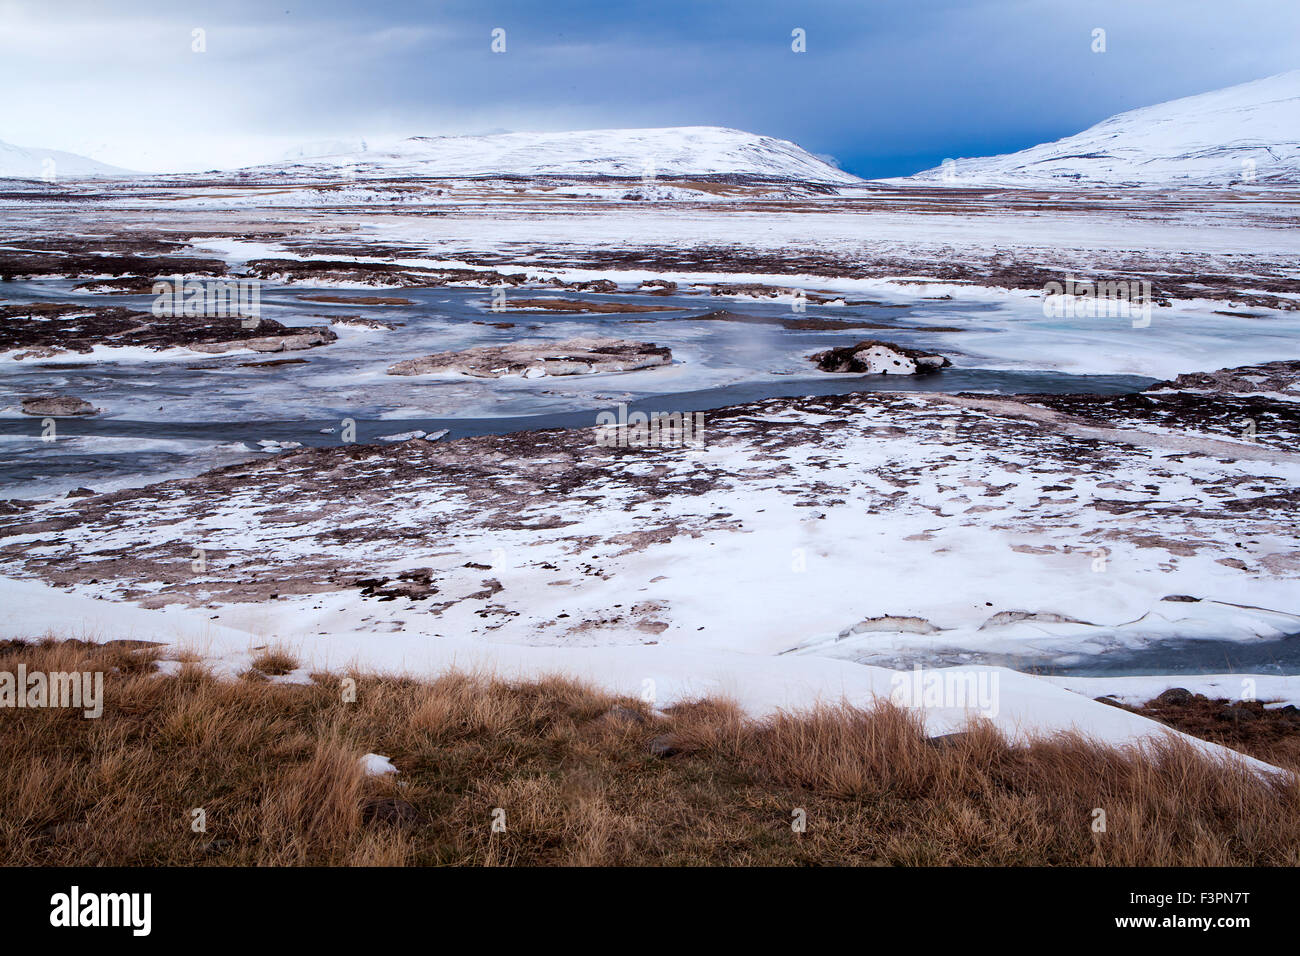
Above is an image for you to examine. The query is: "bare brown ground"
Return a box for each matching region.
[1,639,1296,866]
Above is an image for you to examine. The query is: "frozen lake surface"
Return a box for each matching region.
[1,280,1157,498]
[4,279,1298,680]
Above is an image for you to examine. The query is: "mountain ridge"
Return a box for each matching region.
[905,70,1300,187]
[247,126,863,184]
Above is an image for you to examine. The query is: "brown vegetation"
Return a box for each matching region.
[1122,689,1300,773]
[1,639,1297,866]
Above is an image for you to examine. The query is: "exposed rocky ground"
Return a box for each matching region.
[1019,361,1300,453]
[2,183,1296,310]
[18,394,98,417]
[0,236,227,285]
[0,303,336,358]
[243,258,530,289]
[1,182,1297,677]
[1,366,1296,667]
[386,337,672,378]
[1149,360,1300,397]
[810,340,952,375]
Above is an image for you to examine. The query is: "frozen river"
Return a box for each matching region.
[1,280,1159,498]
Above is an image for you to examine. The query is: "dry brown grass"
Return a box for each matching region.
[248,647,299,678]
[1,638,1297,866]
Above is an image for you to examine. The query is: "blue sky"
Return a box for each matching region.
[2,0,1298,175]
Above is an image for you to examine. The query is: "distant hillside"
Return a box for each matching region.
[906,71,1300,187]
[0,140,133,180]
[252,126,862,184]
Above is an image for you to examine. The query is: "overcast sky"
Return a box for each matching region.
[2,0,1298,176]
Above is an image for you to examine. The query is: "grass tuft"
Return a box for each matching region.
[249,647,299,677]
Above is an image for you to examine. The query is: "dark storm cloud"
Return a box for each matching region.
[3,0,1298,174]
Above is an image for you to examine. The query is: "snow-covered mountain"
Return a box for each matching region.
[908,70,1300,187]
[254,127,862,184]
[0,140,132,180]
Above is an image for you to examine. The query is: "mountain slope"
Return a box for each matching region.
[257,127,862,184]
[908,70,1300,187]
[0,140,133,180]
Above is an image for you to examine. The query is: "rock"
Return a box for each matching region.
[331,316,402,330]
[1148,360,1300,397]
[708,282,783,298]
[13,347,66,361]
[575,279,618,293]
[361,796,420,828]
[387,338,672,378]
[20,394,98,417]
[243,258,526,289]
[1153,687,1194,706]
[0,303,336,356]
[1217,704,1258,722]
[65,487,95,498]
[810,340,951,375]
[377,429,429,443]
[357,570,438,602]
[236,358,308,369]
[187,329,335,354]
[647,734,681,758]
[638,279,678,295]
[1267,704,1300,726]
[837,615,939,639]
[605,705,648,726]
[979,610,1093,629]
[255,440,302,452]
